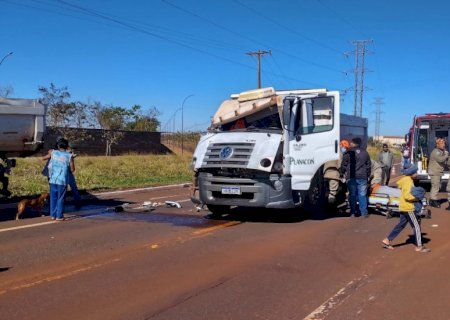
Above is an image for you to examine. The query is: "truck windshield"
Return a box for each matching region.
[218,109,282,132]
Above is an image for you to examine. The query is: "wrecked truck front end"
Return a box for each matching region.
[190,87,298,212]
[192,131,296,210]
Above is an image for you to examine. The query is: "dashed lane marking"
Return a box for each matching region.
[303,274,369,320]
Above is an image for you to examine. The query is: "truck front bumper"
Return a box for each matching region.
[197,172,297,209]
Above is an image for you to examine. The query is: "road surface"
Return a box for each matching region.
[1,182,450,319]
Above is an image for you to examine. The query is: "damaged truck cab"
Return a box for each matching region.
[191,87,367,214]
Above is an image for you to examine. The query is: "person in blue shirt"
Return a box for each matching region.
[48,138,75,221]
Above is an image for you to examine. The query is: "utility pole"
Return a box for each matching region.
[346,40,372,117]
[246,50,271,88]
[372,97,384,142]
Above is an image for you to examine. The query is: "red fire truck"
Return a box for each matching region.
[406,112,450,183]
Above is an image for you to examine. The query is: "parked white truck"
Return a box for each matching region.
[0,97,46,195]
[406,112,450,183]
[0,97,46,158]
[190,87,368,214]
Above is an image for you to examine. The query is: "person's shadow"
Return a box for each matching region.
[392,233,430,248]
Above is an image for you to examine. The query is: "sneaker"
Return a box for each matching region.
[415,246,431,253]
[55,218,65,221]
[429,200,440,208]
[362,214,370,219]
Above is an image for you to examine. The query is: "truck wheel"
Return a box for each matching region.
[305,169,325,210]
[206,204,230,218]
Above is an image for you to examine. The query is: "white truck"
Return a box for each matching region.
[190,87,368,215]
[406,112,450,183]
[0,98,46,196]
[0,97,46,158]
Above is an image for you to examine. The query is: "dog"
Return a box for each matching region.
[16,193,49,220]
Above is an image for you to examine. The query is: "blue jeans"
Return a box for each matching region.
[50,183,67,219]
[402,157,410,169]
[347,178,368,216]
[68,172,81,203]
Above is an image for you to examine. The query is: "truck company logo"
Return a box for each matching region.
[290,158,314,165]
[293,143,307,151]
[219,146,233,160]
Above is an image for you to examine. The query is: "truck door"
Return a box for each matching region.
[288,94,340,191]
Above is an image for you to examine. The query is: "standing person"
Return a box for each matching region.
[340,137,372,218]
[378,143,394,185]
[382,164,431,253]
[427,138,449,208]
[401,143,411,168]
[48,138,74,221]
[0,156,11,197]
[324,140,350,204]
[369,159,383,190]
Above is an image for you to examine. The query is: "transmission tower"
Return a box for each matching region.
[246,50,271,89]
[346,40,373,117]
[372,97,384,141]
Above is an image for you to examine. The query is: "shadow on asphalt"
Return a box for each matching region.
[203,204,351,224]
[0,192,125,222]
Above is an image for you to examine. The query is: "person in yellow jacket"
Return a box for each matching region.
[382,164,431,253]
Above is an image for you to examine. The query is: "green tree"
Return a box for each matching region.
[125,105,161,132]
[92,103,133,156]
[38,83,93,145]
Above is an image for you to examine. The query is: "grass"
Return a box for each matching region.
[6,144,398,197]
[8,154,193,197]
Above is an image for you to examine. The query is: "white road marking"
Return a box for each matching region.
[0,221,56,233]
[303,275,369,320]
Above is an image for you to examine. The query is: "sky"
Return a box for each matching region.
[1,0,450,136]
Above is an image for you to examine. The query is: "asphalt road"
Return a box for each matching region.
[1,182,450,319]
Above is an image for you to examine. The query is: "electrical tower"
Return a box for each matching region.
[346,40,373,117]
[246,50,271,88]
[373,97,384,141]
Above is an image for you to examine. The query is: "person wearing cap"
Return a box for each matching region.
[339,137,371,218]
[378,143,394,185]
[382,164,431,253]
[427,137,449,209]
[324,140,349,205]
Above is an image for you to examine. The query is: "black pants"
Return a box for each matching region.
[382,167,392,185]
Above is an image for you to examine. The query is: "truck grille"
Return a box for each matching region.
[203,142,254,168]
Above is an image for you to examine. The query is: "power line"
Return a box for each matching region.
[233,0,344,55]
[161,0,343,74]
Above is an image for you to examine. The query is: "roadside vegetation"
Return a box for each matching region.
[9,154,192,197]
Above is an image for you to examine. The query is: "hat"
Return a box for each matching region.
[340,139,350,148]
[351,137,362,146]
[402,163,418,176]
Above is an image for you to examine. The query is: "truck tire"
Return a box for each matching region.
[305,168,326,212]
[206,204,230,218]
